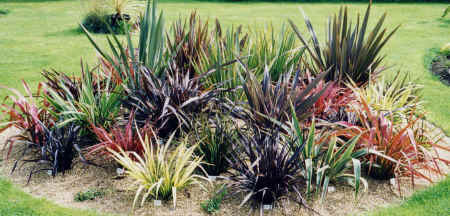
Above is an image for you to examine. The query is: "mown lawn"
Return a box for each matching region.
[0,177,102,216]
[371,176,450,216]
[1,1,449,134]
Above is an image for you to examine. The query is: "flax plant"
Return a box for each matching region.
[108,131,208,209]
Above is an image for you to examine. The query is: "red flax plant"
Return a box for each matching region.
[299,72,356,124]
[87,112,154,161]
[337,96,449,186]
[0,81,54,158]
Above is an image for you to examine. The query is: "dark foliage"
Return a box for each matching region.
[235,62,329,131]
[227,126,308,211]
[0,9,10,16]
[42,69,81,101]
[431,53,450,86]
[123,68,225,137]
[11,122,90,184]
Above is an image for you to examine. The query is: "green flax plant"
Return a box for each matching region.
[44,62,123,137]
[192,114,235,176]
[247,24,304,81]
[290,106,367,201]
[195,21,249,102]
[82,0,165,91]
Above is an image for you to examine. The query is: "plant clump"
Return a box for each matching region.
[431,44,450,85]
[74,189,105,202]
[80,0,143,34]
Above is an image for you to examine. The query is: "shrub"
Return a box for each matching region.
[81,12,129,34]
[107,0,144,24]
[108,132,207,209]
[0,9,10,16]
[192,114,235,176]
[289,4,400,86]
[227,125,307,211]
[74,189,104,202]
[201,185,227,214]
[80,0,142,34]
[431,48,450,85]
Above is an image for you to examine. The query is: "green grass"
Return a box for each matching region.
[370,176,450,216]
[0,177,102,216]
[0,1,448,133]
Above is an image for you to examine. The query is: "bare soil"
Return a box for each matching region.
[1,125,448,216]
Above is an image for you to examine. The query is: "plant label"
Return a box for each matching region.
[47,170,52,176]
[327,186,336,193]
[116,168,125,175]
[390,178,396,186]
[208,176,217,181]
[154,200,162,206]
[263,205,272,210]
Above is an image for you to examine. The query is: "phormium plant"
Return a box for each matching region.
[0,81,54,158]
[192,114,235,176]
[235,62,329,131]
[10,122,90,183]
[108,131,207,209]
[289,3,400,85]
[227,125,308,212]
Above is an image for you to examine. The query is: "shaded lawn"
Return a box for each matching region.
[370,176,450,216]
[0,0,449,133]
[0,177,102,216]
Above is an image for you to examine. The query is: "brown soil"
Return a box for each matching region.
[1,126,448,216]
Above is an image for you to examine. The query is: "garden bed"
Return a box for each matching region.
[1,1,449,215]
[1,126,448,216]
